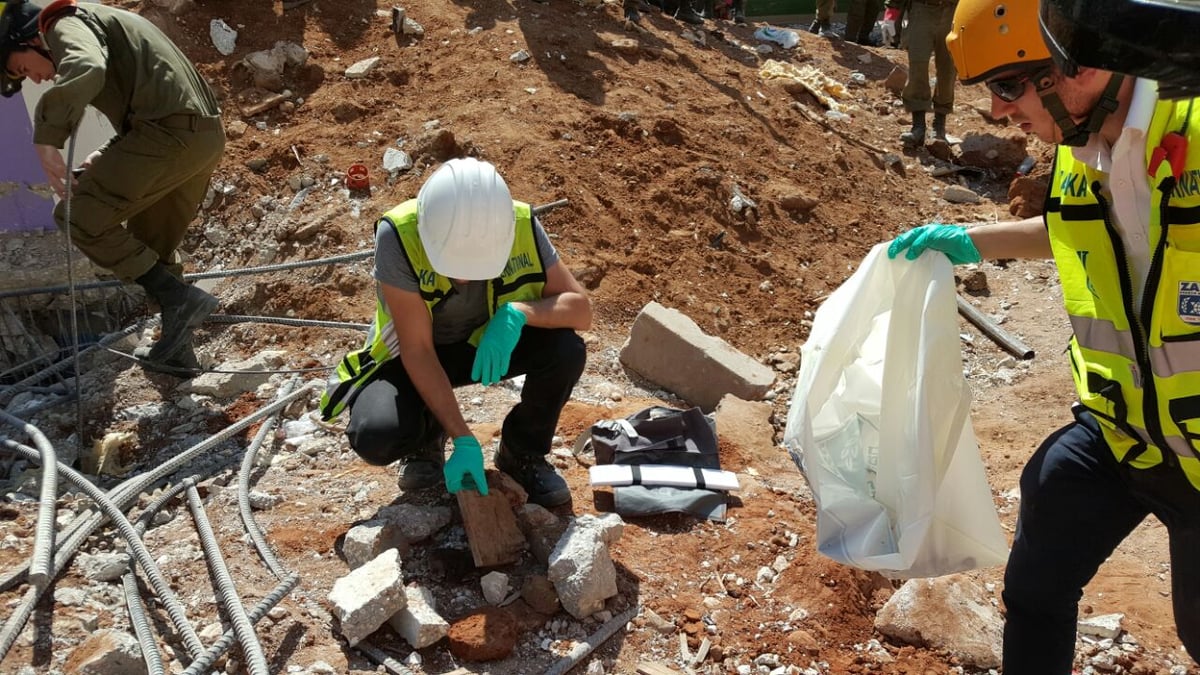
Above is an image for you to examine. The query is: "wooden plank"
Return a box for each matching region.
[456,486,526,567]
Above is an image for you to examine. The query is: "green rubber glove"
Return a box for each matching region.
[471,303,527,386]
[887,223,982,265]
[444,435,488,495]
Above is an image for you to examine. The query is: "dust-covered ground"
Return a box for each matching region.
[0,0,1191,673]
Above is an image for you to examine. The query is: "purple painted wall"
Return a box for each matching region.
[0,92,55,233]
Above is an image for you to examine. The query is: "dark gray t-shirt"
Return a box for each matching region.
[374,216,560,344]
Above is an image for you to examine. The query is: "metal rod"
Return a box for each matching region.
[355,641,417,675]
[541,605,639,675]
[185,480,271,675]
[237,378,297,579]
[181,572,300,675]
[956,294,1035,360]
[0,382,318,594]
[532,198,569,215]
[0,412,57,590]
[0,440,206,660]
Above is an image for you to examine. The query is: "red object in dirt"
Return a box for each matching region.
[346,164,370,190]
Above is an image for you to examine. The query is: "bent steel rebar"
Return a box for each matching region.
[0,441,205,662]
[185,480,270,675]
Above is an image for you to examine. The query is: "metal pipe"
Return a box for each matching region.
[180,572,300,675]
[956,294,1035,360]
[238,378,297,579]
[185,480,271,675]
[0,382,318,594]
[0,412,57,590]
[541,605,639,675]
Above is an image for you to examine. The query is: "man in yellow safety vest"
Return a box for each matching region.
[320,158,592,508]
[887,0,1200,670]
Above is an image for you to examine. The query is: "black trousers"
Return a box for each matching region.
[345,327,586,466]
[1003,409,1200,673]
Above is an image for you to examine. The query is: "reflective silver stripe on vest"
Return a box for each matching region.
[1069,315,1136,358]
[1150,339,1200,378]
[1121,422,1195,459]
[1070,315,1200,378]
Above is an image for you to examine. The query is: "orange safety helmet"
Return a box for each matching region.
[946,0,1053,85]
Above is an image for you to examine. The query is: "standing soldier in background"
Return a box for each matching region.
[843,0,884,45]
[0,0,224,373]
[898,0,957,147]
[809,0,836,37]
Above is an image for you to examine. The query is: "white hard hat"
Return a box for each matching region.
[417,158,515,280]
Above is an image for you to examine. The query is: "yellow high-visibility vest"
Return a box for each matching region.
[319,199,545,420]
[1045,97,1200,488]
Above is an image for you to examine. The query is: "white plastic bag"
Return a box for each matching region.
[783,245,1007,578]
[754,26,801,50]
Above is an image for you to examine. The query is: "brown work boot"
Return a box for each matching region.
[398,432,447,490]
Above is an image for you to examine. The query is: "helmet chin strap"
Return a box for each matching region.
[1036,72,1126,147]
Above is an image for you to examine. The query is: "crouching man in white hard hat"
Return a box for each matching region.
[319,158,592,508]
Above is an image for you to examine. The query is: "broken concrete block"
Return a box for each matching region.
[874,575,1002,669]
[328,548,407,646]
[388,585,450,649]
[547,514,624,619]
[619,302,775,411]
[342,519,411,569]
[1078,613,1124,640]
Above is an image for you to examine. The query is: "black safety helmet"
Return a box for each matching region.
[1,0,44,98]
[1039,0,1200,100]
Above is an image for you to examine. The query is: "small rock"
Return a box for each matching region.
[943,185,982,204]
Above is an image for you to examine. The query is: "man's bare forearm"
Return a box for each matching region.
[399,350,472,439]
[968,217,1053,260]
[511,292,592,331]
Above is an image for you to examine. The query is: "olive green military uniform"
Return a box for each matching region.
[900,0,957,115]
[35,4,224,282]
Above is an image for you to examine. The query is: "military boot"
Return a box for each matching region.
[674,0,705,24]
[495,442,571,507]
[900,111,927,148]
[135,263,218,364]
[133,338,201,377]
[623,0,643,22]
[931,113,949,142]
[732,0,746,23]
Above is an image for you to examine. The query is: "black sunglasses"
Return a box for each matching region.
[986,66,1053,103]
